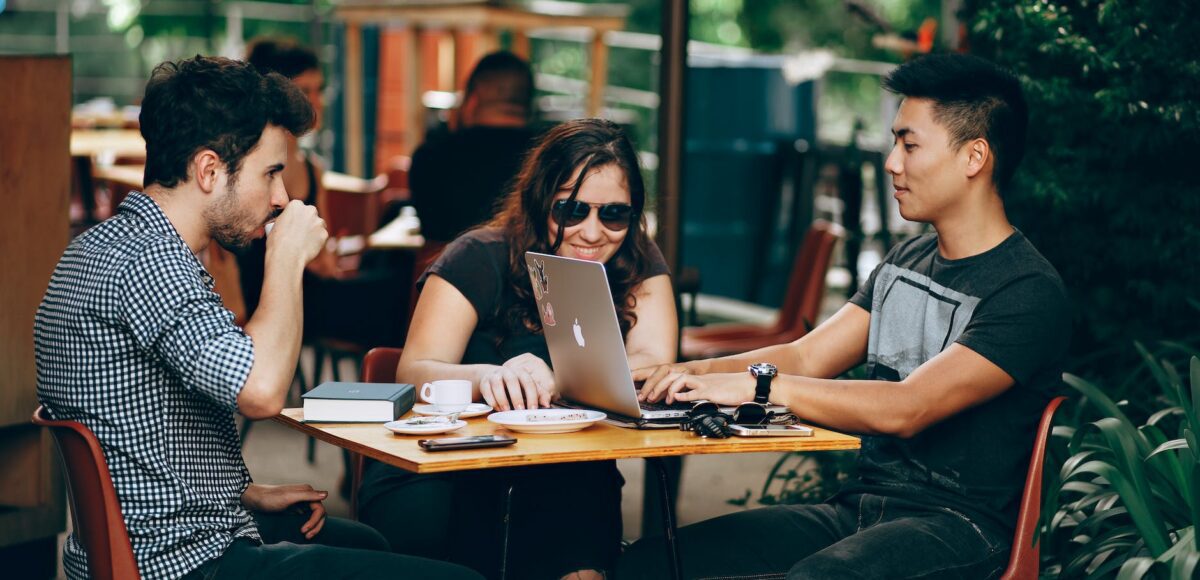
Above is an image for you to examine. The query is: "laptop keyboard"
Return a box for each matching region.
[639,399,692,412]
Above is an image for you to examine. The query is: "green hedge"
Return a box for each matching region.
[962,0,1200,380]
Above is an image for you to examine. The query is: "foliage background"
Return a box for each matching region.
[961,0,1200,395]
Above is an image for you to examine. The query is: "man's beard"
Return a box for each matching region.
[206,182,258,252]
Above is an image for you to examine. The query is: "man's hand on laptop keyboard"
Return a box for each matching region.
[638,367,756,406]
[479,353,556,411]
[634,362,701,404]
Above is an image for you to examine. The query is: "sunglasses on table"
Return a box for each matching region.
[687,401,773,425]
[552,199,635,231]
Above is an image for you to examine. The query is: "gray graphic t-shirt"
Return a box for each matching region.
[845,230,1069,534]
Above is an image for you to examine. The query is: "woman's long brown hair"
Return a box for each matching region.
[483,118,657,340]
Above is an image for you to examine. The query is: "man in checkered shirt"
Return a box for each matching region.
[35,56,481,580]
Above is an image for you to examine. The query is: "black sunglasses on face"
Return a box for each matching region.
[552,199,635,231]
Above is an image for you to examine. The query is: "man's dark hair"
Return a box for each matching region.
[246,37,320,80]
[140,56,313,188]
[883,54,1028,193]
[464,50,534,117]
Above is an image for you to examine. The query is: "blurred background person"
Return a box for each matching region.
[410,50,538,245]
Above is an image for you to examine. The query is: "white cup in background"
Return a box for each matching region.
[420,380,472,413]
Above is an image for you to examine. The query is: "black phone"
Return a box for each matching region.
[418,434,518,451]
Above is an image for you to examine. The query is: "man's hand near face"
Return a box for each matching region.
[266,199,328,269]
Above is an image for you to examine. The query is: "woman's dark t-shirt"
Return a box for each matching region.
[418,227,670,366]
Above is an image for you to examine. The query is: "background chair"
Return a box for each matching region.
[349,347,405,517]
[31,406,140,580]
[681,220,843,359]
[1001,395,1067,580]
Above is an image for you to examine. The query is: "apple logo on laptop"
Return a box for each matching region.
[573,318,586,348]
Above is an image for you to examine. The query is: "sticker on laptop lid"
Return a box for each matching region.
[531,258,550,296]
[527,264,543,300]
[543,302,557,327]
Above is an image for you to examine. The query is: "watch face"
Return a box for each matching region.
[749,363,777,377]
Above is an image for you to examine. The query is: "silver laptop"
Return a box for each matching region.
[524,252,787,423]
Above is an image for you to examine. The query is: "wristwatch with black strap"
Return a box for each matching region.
[748,363,777,404]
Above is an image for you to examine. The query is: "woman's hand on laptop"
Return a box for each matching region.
[479,353,556,411]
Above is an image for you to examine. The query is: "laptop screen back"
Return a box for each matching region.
[524,251,645,419]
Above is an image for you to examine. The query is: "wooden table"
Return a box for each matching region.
[275,408,858,473]
[367,214,425,250]
[273,408,859,579]
[70,129,145,159]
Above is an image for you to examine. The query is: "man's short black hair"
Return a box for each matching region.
[464,50,534,117]
[883,53,1028,193]
[246,37,320,80]
[139,56,313,189]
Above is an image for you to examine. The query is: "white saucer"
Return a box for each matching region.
[384,419,467,435]
[487,409,606,434]
[412,403,493,418]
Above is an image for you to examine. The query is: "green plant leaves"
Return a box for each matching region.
[1046,357,1200,577]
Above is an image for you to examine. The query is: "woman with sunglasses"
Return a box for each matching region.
[356,119,677,579]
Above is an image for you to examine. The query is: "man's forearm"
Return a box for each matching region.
[239,258,305,417]
[696,341,810,376]
[771,375,908,436]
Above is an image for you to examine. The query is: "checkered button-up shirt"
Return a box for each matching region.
[35,193,261,580]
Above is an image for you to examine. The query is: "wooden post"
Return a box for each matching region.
[588,31,609,117]
[510,29,531,58]
[655,0,687,275]
[0,54,70,565]
[344,21,365,176]
[453,27,484,90]
[403,25,423,154]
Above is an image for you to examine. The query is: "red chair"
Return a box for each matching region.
[380,155,412,215]
[681,220,843,359]
[406,241,448,326]
[1001,395,1067,580]
[31,406,140,580]
[349,347,405,517]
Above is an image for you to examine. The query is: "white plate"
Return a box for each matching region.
[487,409,606,434]
[412,403,493,418]
[384,419,467,436]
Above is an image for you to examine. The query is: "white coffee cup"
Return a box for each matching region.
[420,380,472,413]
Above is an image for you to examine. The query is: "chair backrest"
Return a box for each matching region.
[31,406,140,580]
[323,172,388,238]
[351,347,405,515]
[407,241,449,328]
[1001,395,1067,580]
[362,347,404,384]
[774,220,844,337]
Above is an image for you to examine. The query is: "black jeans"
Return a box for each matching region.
[182,510,482,579]
[616,493,1010,580]
[358,459,625,580]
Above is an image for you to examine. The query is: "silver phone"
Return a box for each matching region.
[729,424,814,437]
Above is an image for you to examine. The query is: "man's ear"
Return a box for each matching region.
[964,138,990,179]
[192,149,222,194]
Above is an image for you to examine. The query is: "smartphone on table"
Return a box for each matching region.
[418,434,518,451]
[729,424,814,437]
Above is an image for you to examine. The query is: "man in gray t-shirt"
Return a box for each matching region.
[622,54,1069,579]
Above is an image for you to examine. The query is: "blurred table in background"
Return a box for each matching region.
[70,129,145,161]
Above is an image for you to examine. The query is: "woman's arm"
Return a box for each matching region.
[396,275,496,397]
[623,274,678,369]
[398,274,555,410]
